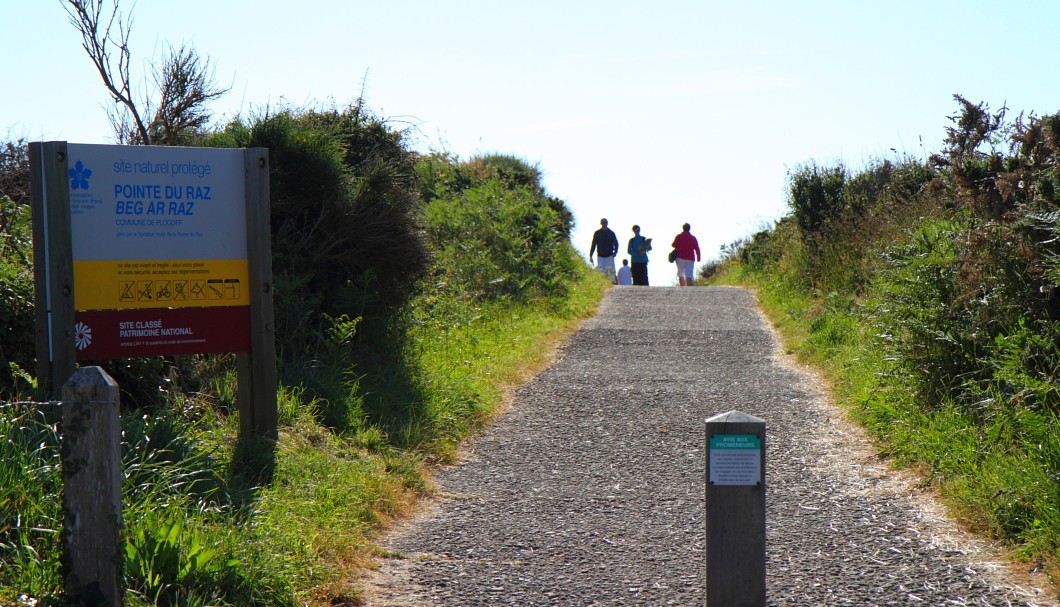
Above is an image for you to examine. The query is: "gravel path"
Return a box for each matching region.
[363,286,1057,606]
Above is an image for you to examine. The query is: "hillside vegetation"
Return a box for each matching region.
[709,95,1060,582]
[0,102,607,606]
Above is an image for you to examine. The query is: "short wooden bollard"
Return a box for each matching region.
[705,410,766,607]
[62,366,122,607]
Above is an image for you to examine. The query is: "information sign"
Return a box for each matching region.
[64,144,250,358]
[709,434,762,486]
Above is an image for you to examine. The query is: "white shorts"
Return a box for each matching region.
[676,258,695,279]
[596,255,616,277]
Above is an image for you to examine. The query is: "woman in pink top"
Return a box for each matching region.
[671,223,701,286]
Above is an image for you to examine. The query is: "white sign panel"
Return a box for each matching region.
[66,143,246,261]
[709,434,762,486]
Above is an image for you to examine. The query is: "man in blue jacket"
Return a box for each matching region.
[589,218,619,279]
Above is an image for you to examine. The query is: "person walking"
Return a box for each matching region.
[589,218,619,279]
[671,223,701,286]
[627,225,652,286]
[615,259,633,285]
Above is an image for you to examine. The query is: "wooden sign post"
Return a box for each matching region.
[30,142,276,439]
[29,141,76,399]
[705,410,766,607]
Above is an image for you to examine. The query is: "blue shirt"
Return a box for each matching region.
[627,235,651,263]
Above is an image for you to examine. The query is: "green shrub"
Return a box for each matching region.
[714,95,1060,572]
[870,217,982,407]
[208,103,429,359]
[787,161,847,236]
[0,140,35,398]
[424,181,576,302]
[123,509,239,606]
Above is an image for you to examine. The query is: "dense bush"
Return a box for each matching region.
[871,217,982,405]
[335,151,587,446]
[770,156,935,294]
[420,153,579,304]
[736,97,1060,413]
[0,141,35,396]
[787,160,847,236]
[917,96,1060,414]
[713,95,1060,568]
[208,103,429,361]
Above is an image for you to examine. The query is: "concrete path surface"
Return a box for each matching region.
[363,286,1056,606]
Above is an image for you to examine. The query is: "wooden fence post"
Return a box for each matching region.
[62,366,122,607]
[29,141,75,400]
[705,410,766,607]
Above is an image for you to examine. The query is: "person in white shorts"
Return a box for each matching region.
[670,222,701,286]
[589,218,619,279]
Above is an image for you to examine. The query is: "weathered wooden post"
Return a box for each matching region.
[238,148,278,440]
[62,366,122,607]
[705,410,766,607]
[29,141,75,400]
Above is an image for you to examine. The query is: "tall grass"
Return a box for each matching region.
[0,273,606,606]
[711,97,1060,583]
[0,403,64,600]
[0,115,605,604]
[0,401,290,606]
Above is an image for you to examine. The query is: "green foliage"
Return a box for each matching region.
[870,217,980,405]
[988,318,1060,410]
[124,511,238,606]
[121,410,230,507]
[0,403,64,602]
[342,151,584,449]
[844,156,935,218]
[418,152,573,240]
[286,313,368,431]
[208,102,429,359]
[0,99,597,605]
[0,140,35,398]
[712,95,1060,577]
[0,398,297,606]
[204,102,440,445]
[787,160,847,236]
[774,156,937,294]
[423,180,579,302]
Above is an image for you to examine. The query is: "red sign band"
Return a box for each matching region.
[74,307,251,359]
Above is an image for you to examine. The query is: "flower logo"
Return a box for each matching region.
[74,321,92,351]
[68,160,93,191]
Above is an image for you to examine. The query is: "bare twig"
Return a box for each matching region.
[62,0,228,145]
[62,0,151,144]
[149,44,230,145]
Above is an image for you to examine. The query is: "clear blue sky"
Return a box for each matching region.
[7,0,1060,285]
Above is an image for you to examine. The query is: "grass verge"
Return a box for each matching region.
[712,264,1060,586]
[0,268,608,606]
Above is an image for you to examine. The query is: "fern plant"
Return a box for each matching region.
[124,511,238,605]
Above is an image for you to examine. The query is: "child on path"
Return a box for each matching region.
[615,259,633,285]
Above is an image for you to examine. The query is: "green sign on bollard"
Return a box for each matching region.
[705,411,766,607]
[709,434,761,486]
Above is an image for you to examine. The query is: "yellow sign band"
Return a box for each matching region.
[74,259,250,310]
